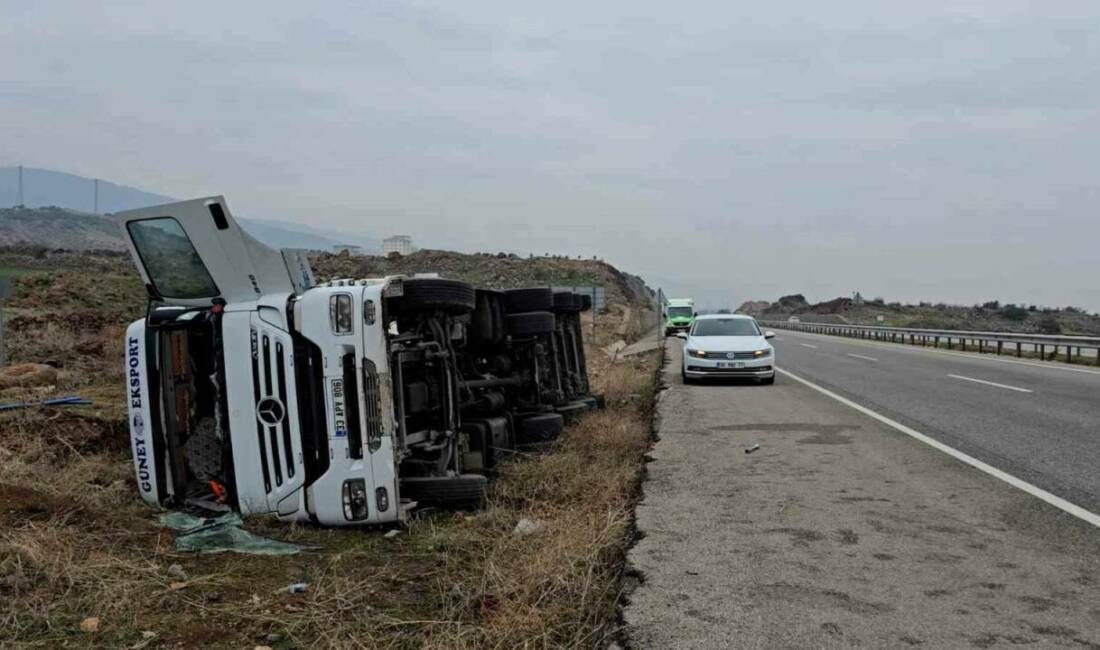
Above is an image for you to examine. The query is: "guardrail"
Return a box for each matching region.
[758,320,1100,366]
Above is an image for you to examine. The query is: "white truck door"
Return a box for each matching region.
[113,196,298,307]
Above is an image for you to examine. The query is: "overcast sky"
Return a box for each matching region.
[3,1,1099,310]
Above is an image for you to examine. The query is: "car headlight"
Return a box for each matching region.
[686,349,707,358]
[753,348,772,357]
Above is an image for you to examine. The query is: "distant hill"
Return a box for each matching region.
[0,167,172,214]
[0,166,378,252]
[738,294,1100,336]
[0,206,125,251]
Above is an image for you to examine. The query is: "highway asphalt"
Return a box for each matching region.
[770,328,1100,515]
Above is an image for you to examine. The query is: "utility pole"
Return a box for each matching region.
[17,165,23,207]
[93,178,99,214]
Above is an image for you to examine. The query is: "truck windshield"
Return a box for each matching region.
[693,319,760,336]
[127,217,220,300]
[667,307,693,318]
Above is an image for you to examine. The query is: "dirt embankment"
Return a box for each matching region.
[312,249,654,314]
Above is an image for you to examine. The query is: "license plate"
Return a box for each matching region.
[717,361,745,369]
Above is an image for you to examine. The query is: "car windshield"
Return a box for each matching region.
[692,318,760,337]
[668,306,693,318]
[127,217,220,299]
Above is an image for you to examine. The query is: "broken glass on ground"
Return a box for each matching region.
[157,511,302,555]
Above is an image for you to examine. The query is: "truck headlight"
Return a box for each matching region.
[342,479,369,520]
[330,293,354,334]
[754,349,771,357]
[375,487,389,513]
[687,349,707,358]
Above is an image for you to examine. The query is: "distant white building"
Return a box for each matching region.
[332,244,365,256]
[383,235,415,256]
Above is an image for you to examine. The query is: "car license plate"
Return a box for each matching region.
[717,361,745,369]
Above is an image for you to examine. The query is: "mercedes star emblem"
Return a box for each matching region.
[256,397,286,426]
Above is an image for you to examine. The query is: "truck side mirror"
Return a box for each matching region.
[764,331,776,339]
[675,332,688,339]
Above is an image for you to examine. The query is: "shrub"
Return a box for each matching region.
[1038,315,1061,334]
[1000,304,1028,322]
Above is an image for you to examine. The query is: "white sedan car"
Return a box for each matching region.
[678,314,776,384]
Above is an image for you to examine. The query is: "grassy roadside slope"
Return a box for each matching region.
[0,247,660,648]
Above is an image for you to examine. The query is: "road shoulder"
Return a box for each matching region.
[622,344,1100,648]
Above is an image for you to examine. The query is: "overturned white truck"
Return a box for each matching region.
[116,197,597,526]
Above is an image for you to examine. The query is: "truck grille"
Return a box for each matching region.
[251,327,294,494]
[362,358,383,452]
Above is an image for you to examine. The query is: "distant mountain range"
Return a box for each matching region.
[0,166,380,252]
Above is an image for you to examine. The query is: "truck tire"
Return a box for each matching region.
[515,412,564,444]
[394,278,475,315]
[505,311,556,336]
[552,291,582,313]
[401,474,488,509]
[502,288,554,313]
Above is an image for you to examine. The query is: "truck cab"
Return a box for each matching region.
[664,298,695,336]
[116,197,486,526]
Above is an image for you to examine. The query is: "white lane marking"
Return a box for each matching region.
[948,374,1033,393]
[778,329,1100,377]
[776,368,1100,530]
[800,343,818,349]
[847,353,878,362]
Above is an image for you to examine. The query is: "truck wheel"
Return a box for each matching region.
[505,311,556,336]
[393,278,475,314]
[502,288,554,313]
[552,291,582,313]
[516,412,564,444]
[681,368,694,385]
[401,474,488,509]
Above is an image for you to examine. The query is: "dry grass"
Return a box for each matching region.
[1,248,661,648]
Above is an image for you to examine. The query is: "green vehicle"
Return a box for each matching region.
[664,298,695,336]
